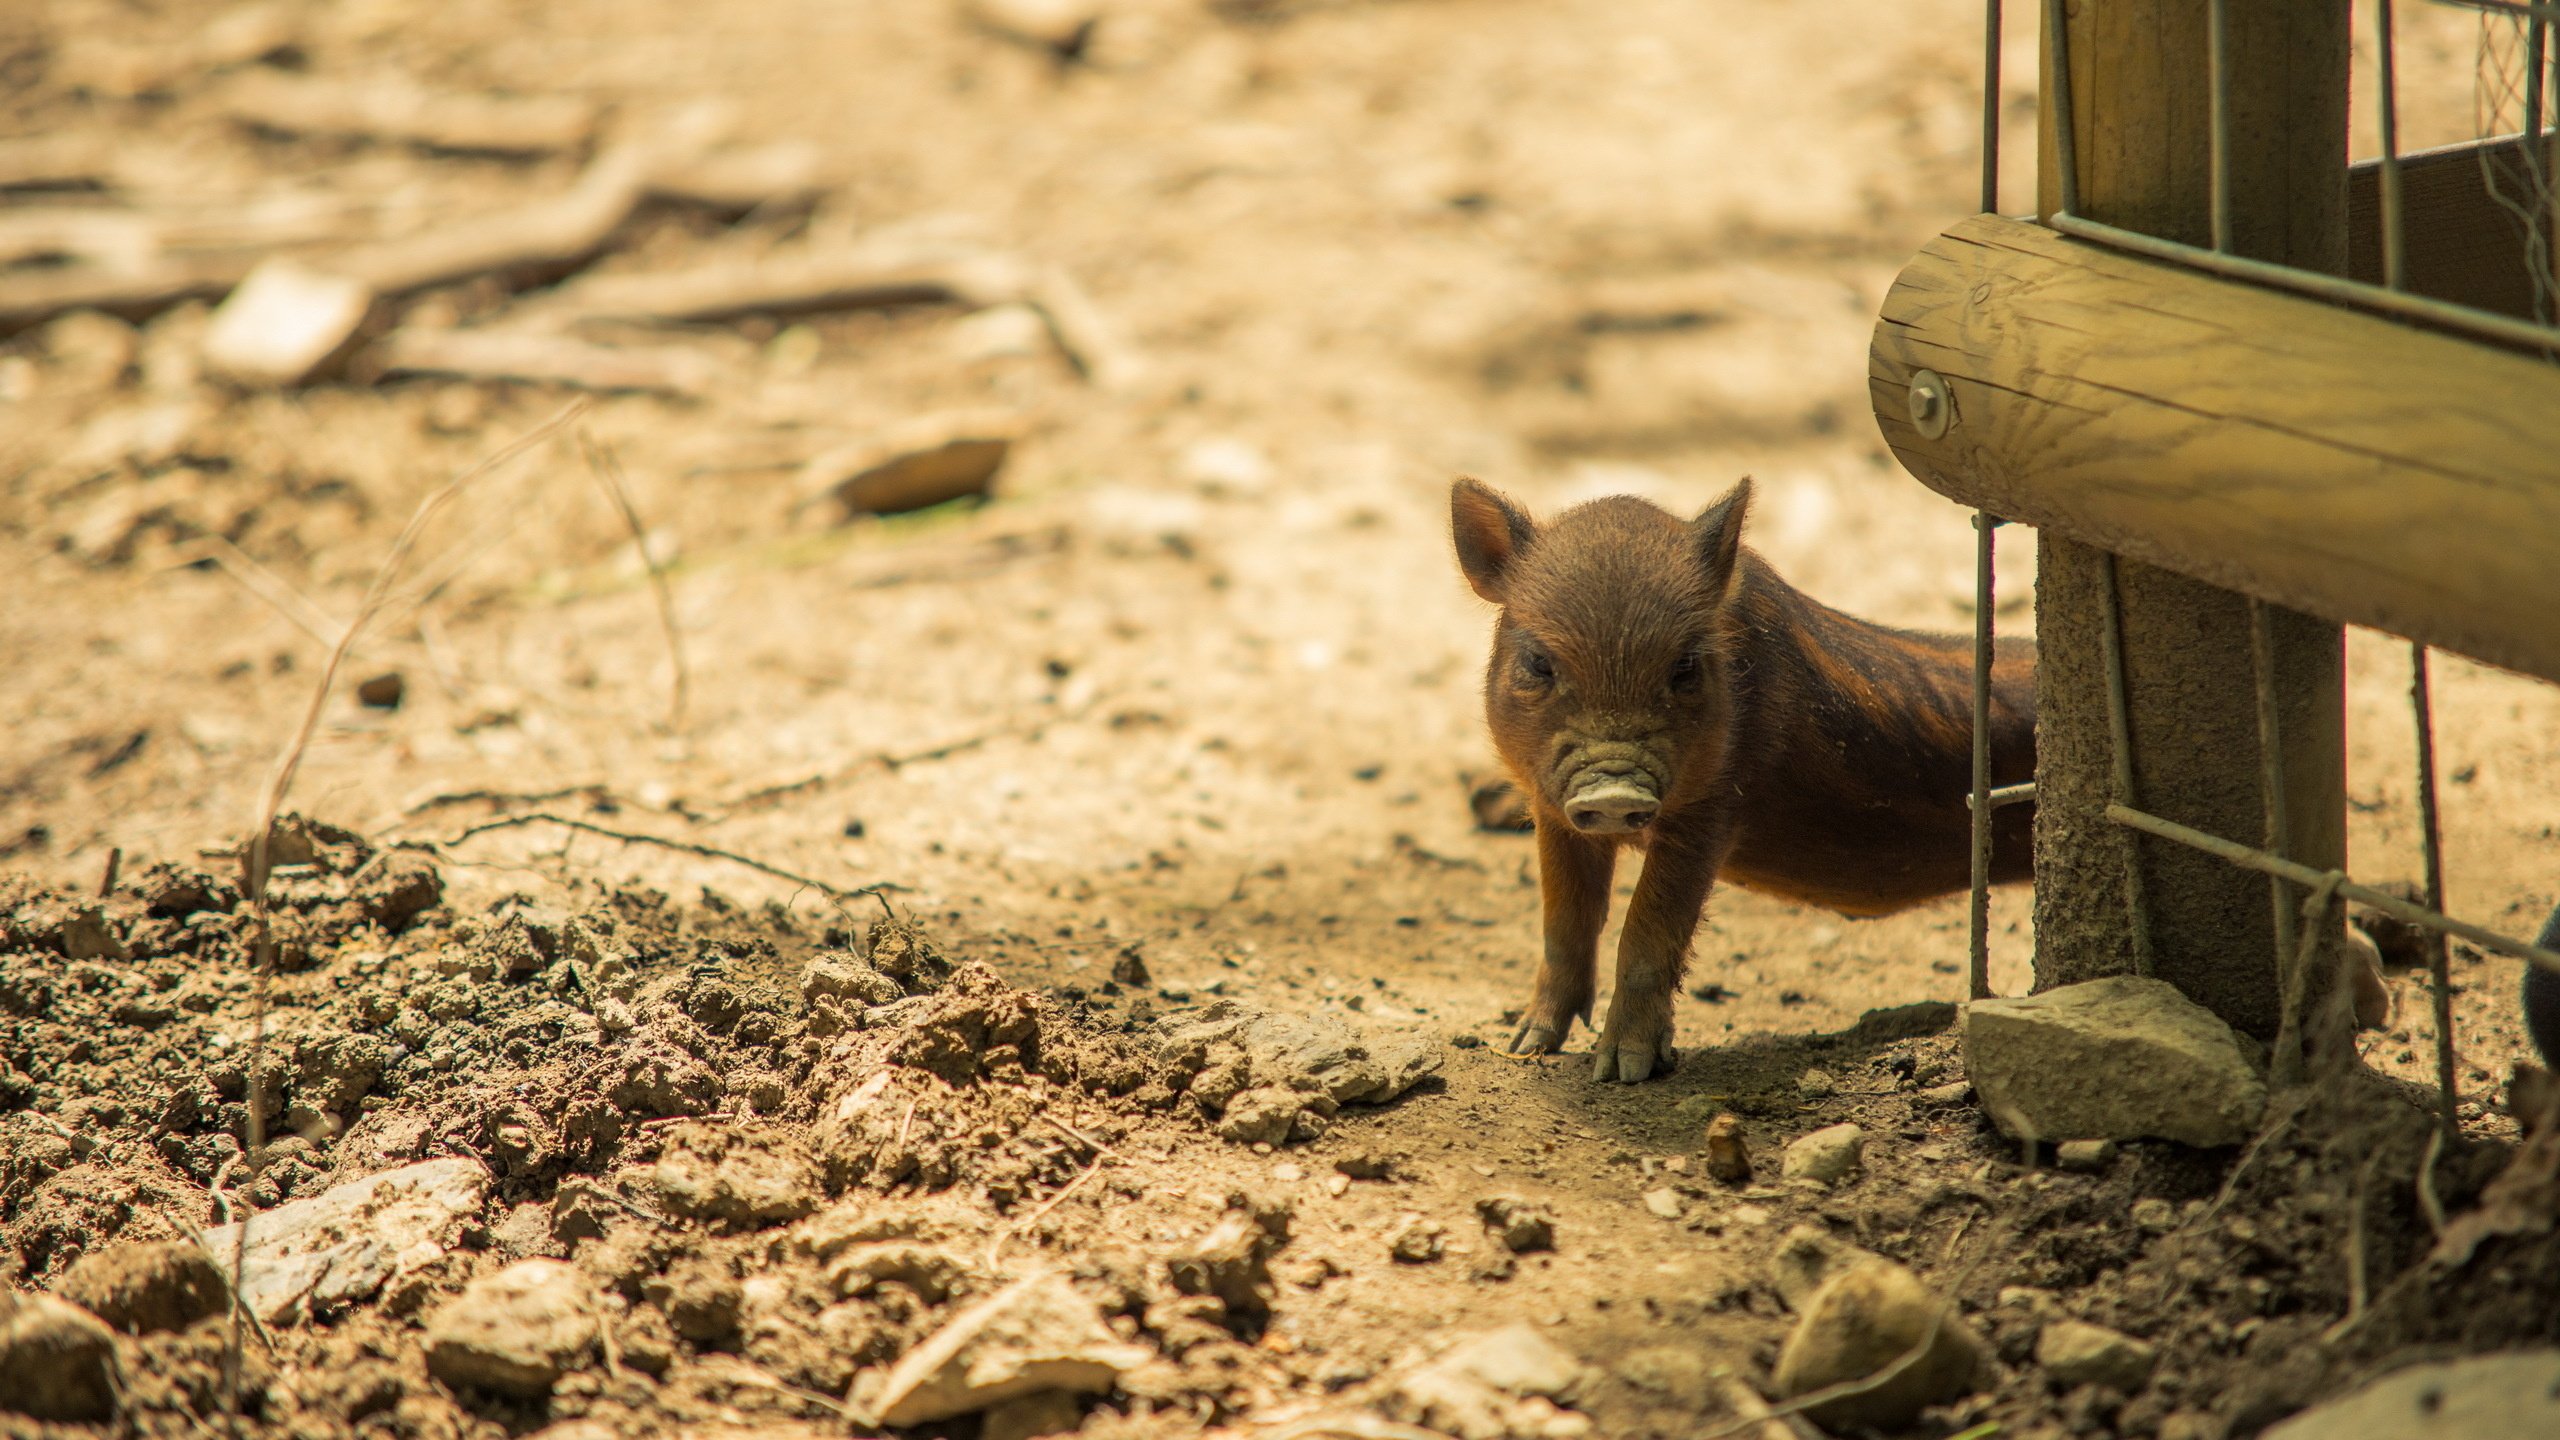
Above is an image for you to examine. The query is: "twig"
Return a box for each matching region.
[2416,1123,2449,1235]
[2319,1152,2383,1344]
[168,534,349,649]
[578,429,690,734]
[397,783,617,820]
[1710,1368,1825,1440]
[1040,1113,1122,1161]
[98,847,121,898]
[435,811,890,900]
[986,1151,1113,1271]
[228,399,590,1422]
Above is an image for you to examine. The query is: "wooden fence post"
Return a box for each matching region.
[2029,0,2349,1035]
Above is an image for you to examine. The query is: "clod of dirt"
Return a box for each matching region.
[1640,1187,1684,1220]
[981,1389,1087,1440]
[0,1291,122,1421]
[800,951,902,1009]
[2259,1349,2560,1439]
[1110,945,1150,987]
[53,1238,227,1333]
[867,1271,1152,1426]
[1387,1215,1446,1264]
[2035,1318,2158,1393]
[827,1241,968,1304]
[1161,1002,1439,1145]
[1166,1209,1278,1322]
[205,1157,488,1322]
[1474,1195,1555,1254]
[423,1258,601,1400]
[649,1121,822,1228]
[1781,1123,1865,1184]
[1703,1113,1753,1184]
[1965,976,2269,1147]
[358,850,444,931]
[1773,1259,1986,1431]
[1389,1323,1590,1440]
[1217,1085,1329,1144]
[640,1254,740,1344]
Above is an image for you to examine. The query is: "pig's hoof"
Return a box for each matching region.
[1590,1026,1674,1083]
[1509,1019,1566,1055]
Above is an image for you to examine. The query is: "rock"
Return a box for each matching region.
[424,1258,600,1399]
[870,1272,1151,1426]
[801,952,901,1007]
[1782,1123,1865,1184]
[1964,976,2268,1147]
[357,850,444,932]
[1217,1086,1317,1145]
[1160,1001,1442,1109]
[1641,1187,1685,1220]
[2130,1198,2177,1232]
[0,1292,122,1421]
[1387,1215,1446,1263]
[1796,1067,1838,1099]
[2036,1318,2157,1393]
[797,410,1019,519]
[1703,1113,1753,1184]
[650,1121,822,1228]
[2261,1350,2560,1439]
[201,258,377,386]
[1774,1259,1987,1431]
[54,1239,227,1333]
[203,1157,488,1322]
[2057,1139,2119,1173]
[1919,1080,1974,1106]
[356,671,405,709]
[1475,1195,1555,1253]
[1390,1324,1588,1440]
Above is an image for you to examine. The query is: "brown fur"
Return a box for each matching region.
[1451,477,2034,1081]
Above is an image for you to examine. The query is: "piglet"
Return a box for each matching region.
[1450,476,2035,1081]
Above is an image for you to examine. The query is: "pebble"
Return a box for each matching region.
[1388,1216,1446,1264]
[2130,1198,2177,1232]
[2057,1139,2118,1172]
[0,1292,121,1421]
[1796,1067,1838,1099]
[2036,1318,2158,1393]
[1781,1123,1866,1185]
[1704,1113,1753,1184]
[423,1259,601,1399]
[1476,1195,1557,1254]
[1774,1259,1987,1430]
[1919,1080,1974,1106]
[1641,1188,1685,1220]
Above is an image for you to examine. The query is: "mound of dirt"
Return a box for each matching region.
[0,825,1507,1439]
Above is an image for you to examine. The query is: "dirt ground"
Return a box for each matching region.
[6,3,2560,1438]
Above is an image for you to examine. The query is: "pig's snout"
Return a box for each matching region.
[1566,778,1659,835]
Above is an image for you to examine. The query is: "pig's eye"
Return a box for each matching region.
[1669,652,1702,690]
[1519,648,1555,684]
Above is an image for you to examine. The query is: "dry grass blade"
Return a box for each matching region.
[433,811,890,901]
[226,397,590,1419]
[577,428,690,734]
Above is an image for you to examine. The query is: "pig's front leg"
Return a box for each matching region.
[1510,819,1616,1055]
[1591,819,1724,1083]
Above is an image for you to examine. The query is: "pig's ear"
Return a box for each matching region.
[1451,477,1536,604]
[1692,477,1752,599]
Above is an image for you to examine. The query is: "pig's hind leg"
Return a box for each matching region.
[1591,820,1725,1083]
[1511,821,1616,1055]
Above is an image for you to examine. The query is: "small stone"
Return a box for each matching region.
[2036,1318,2157,1393]
[2057,1139,2119,1173]
[1391,1324,1588,1439]
[1796,1067,1837,1099]
[2130,1198,2177,1232]
[1110,946,1150,987]
[1475,1195,1556,1253]
[1704,1113,1753,1184]
[1964,975,2268,1147]
[1919,1080,1974,1106]
[55,1239,228,1334]
[798,410,1019,519]
[1640,1187,1684,1220]
[871,1273,1152,1425]
[0,1292,122,1420]
[423,1259,600,1399]
[1216,1087,1307,1146]
[2262,1350,2560,1439]
[1336,1151,1394,1181]
[203,1157,488,1322]
[1774,1260,1987,1430]
[201,258,376,387]
[1388,1216,1446,1264]
[1782,1123,1866,1184]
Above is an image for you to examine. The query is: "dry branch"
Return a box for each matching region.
[216,70,599,156]
[526,247,1029,327]
[333,145,657,297]
[370,327,722,396]
[433,812,889,902]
